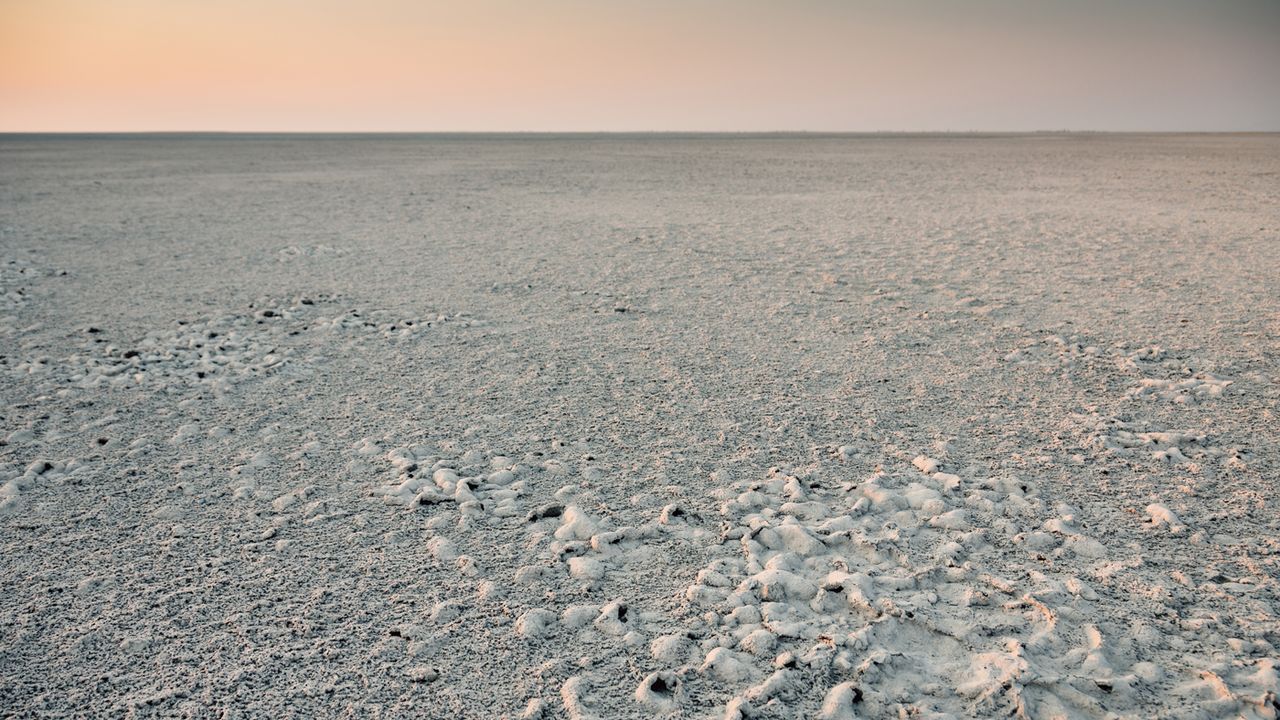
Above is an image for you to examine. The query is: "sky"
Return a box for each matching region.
[1,0,1277,132]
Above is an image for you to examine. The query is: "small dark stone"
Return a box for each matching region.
[650,676,674,694]
[527,504,564,522]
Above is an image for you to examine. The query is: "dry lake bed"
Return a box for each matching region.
[1,134,1278,719]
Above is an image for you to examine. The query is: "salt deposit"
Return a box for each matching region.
[1,134,1277,718]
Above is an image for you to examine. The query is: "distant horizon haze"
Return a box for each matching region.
[2,0,1277,132]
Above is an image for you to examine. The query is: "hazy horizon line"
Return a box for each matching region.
[3,130,1277,138]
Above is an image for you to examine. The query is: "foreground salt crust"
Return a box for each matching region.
[2,263,1276,719]
[354,430,1275,719]
[2,136,1277,719]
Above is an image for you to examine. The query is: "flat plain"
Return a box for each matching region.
[1,134,1278,719]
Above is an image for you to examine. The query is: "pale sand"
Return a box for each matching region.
[1,134,1278,718]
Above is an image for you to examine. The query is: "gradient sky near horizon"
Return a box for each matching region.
[2,0,1277,132]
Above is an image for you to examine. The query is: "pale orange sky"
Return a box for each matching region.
[2,0,1277,131]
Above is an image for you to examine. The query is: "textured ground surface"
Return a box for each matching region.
[1,134,1278,719]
